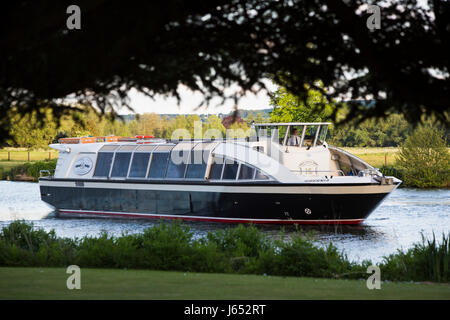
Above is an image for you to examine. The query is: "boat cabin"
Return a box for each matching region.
[47,122,376,183]
[250,122,374,177]
[252,122,329,148]
[51,140,273,182]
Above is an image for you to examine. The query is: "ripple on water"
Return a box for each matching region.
[0,181,53,220]
[0,181,449,263]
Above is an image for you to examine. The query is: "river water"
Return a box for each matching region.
[0,181,448,263]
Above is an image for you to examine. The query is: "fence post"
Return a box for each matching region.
[49,152,51,160]
[8,151,10,161]
[28,151,30,162]
[385,153,387,166]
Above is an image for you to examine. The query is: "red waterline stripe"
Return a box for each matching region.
[59,210,364,225]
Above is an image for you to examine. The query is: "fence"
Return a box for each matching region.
[0,150,59,162]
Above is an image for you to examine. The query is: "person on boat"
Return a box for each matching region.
[288,128,300,146]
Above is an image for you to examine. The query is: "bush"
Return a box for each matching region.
[379,165,404,182]
[396,124,450,188]
[25,159,57,180]
[1,163,29,181]
[1,221,448,283]
[380,233,450,282]
[0,159,57,181]
[0,220,76,266]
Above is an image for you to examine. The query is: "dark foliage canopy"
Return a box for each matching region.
[1,0,449,142]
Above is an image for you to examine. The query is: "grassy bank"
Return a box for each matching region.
[0,267,448,300]
[342,147,399,168]
[0,159,57,181]
[1,221,449,284]
[0,148,58,161]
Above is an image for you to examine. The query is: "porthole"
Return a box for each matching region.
[74,157,93,175]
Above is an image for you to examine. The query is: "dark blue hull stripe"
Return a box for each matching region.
[40,185,390,224]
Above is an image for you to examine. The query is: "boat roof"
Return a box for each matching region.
[252,122,331,127]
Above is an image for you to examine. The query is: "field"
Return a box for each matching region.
[342,147,399,167]
[0,149,58,179]
[0,267,448,300]
[0,149,58,162]
[0,161,28,178]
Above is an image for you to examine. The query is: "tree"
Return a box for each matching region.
[1,1,449,145]
[270,85,336,123]
[329,113,412,147]
[396,124,450,188]
[227,122,250,138]
[203,115,226,137]
[8,108,57,149]
[135,113,166,137]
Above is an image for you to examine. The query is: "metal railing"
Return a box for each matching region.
[39,170,54,178]
[357,169,381,177]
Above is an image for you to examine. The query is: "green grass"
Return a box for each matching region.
[2,221,449,283]
[0,267,448,300]
[0,149,58,162]
[0,159,56,181]
[0,161,27,172]
[0,161,28,180]
[342,147,399,167]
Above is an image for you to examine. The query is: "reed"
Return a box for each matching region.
[381,233,450,282]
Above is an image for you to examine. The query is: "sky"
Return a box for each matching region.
[121,80,278,115]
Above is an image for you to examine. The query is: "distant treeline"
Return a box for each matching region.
[5,108,257,149]
[3,105,442,150]
[120,109,273,123]
[328,113,412,147]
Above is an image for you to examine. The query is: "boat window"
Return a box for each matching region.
[222,158,239,180]
[136,145,156,152]
[253,146,264,153]
[128,153,151,178]
[186,150,209,179]
[148,152,170,179]
[254,170,269,180]
[111,152,132,177]
[317,125,328,146]
[93,152,114,177]
[257,127,270,138]
[238,164,255,180]
[302,126,317,148]
[209,157,223,180]
[155,145,175,152]
[286,126,304,147]
[166,149,189,179]
[118,145,137,151]
[99,145,119,151]
[194,142,216,150]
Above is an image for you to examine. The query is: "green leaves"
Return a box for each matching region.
[269,86,335,123]
[396,124,450,188]
[2,221,449,282]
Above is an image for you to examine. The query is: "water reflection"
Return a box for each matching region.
[0,181,448,263]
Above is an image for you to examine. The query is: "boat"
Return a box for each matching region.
[39,122,401,224]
